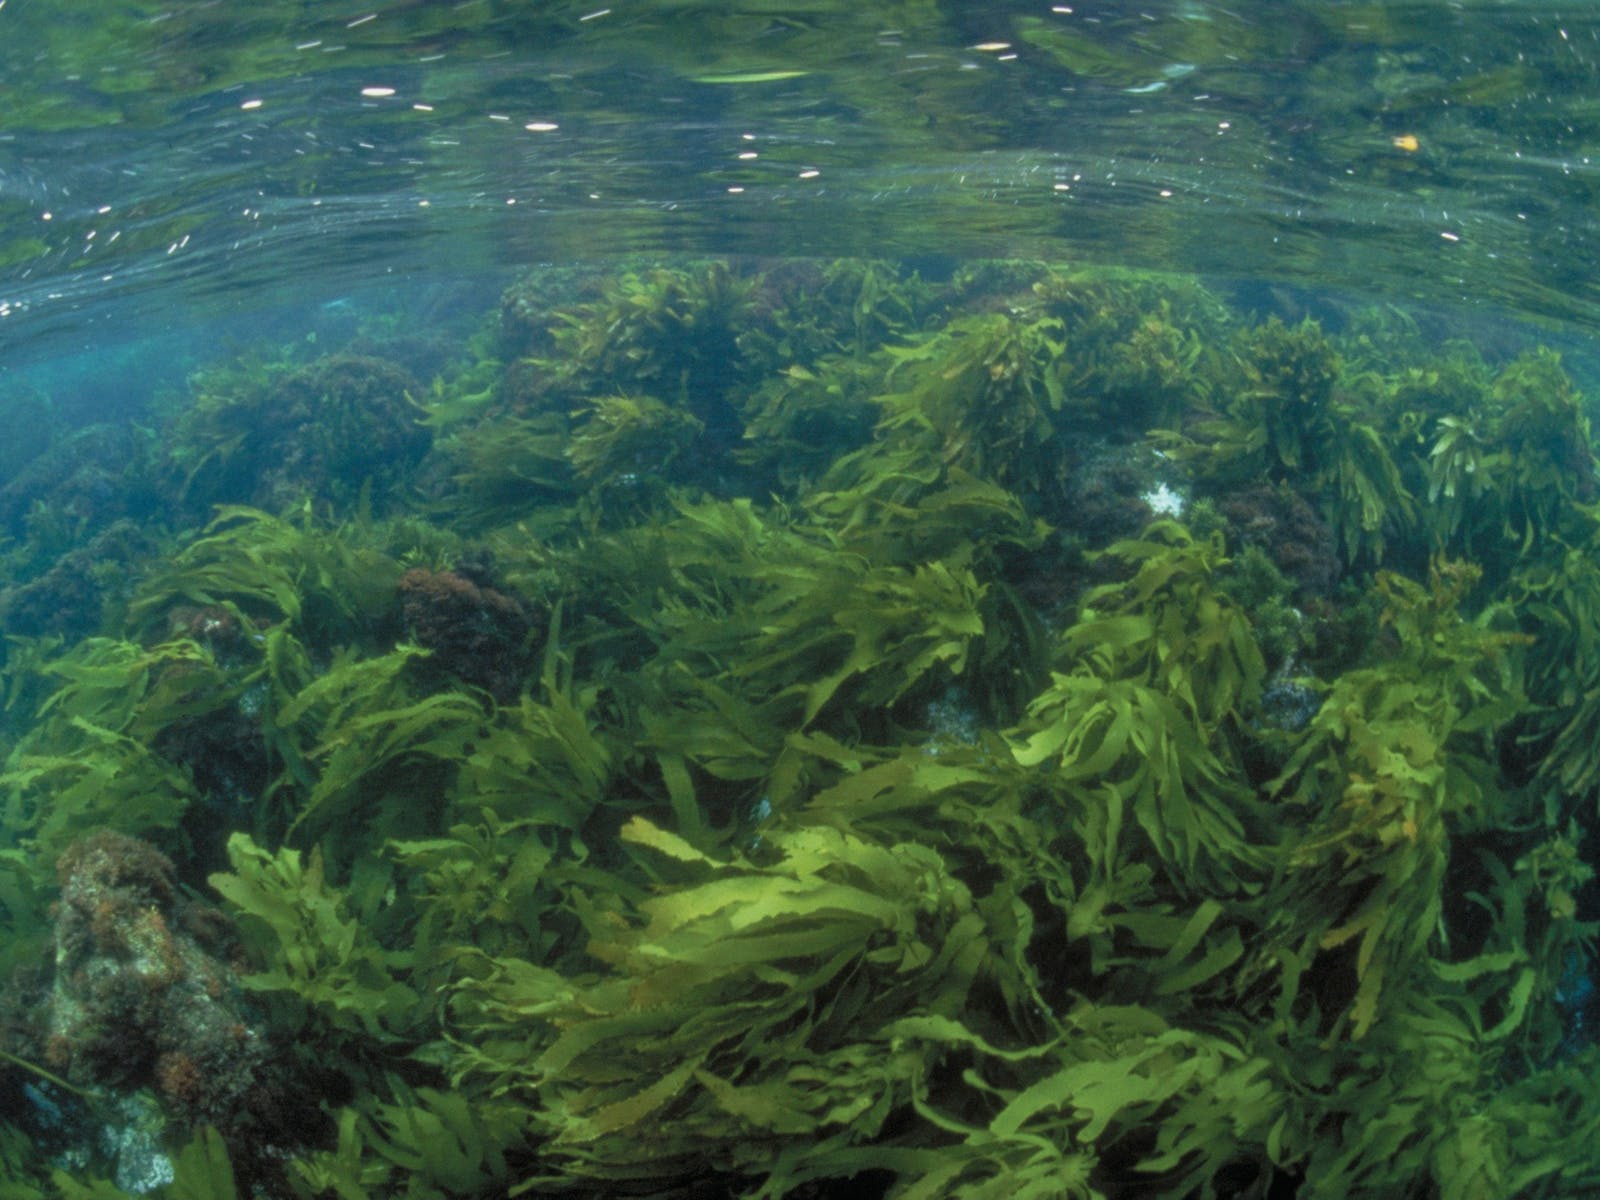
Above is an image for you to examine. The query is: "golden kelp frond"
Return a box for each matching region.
[0,636,226,866]
[209,832,424,1048]
[127,505,400,643]
[1486,349,1596,549]
[1061,521,1265,731]
[1267,560,1530,1039]
[449,808,1293,1197]
[590,494,836,673]
[1007,523,1272,895]
[1013,672,1261,896]
[737,358,885,492]
[1289,1001,1600,1198]
[359,1085,522,1197]
[35,635,244,743]
[543,262,757,404]
[1499,518,1600,805]
[565,393,703,494]
[1032,267,1230,433]
[806,447,1048,568]
[388,812,570,971]
[734,556,988,728]
[452,684,613,829]
[746,258,934,365]
[1425,348,1596,574]
[383,680,620,967]
[279,645,488,841]
[451,816,999,1189]
[434,412,576,534]
[609,493,996,735]
[1,714,198,873]
[1155,319,1420,565]
[1153,317,1341,485]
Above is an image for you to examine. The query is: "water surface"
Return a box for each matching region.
[4,0,1600,362]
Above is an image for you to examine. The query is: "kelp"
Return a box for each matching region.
[804,448,1048,569]
[346,1085,521,1198]
[1059,522,1265,731]
[164,1127,239,1200]
[441,824,906,1183]
[429,412,576,534]
[4,257,1600,1197]
[446,816,987,1188]
[1426,347,1597,565]
[0,637,217,871]
[209,832,424,1049]
[276,644,486,842]
[786,735,1255,1021]
[736,357,886,492]
[565,393,703,492]
[541,262,755,406]
[388,673,618,967]
[1033,267,1228,434]
[447,806,1290,1198]
[126,505,399,643]
[1010,523,1270,894]
[732,555,988,727]
[1265,560,1530,1039]
[1509,525,1600,804]
[1155,317,1419,563]
[1013,671,1259,897]
[739,259,934,367]
[586,491,1028,789]
[166,351,431,519]
[869,311,1071,506]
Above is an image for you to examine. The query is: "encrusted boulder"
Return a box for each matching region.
[0,831,309,1187]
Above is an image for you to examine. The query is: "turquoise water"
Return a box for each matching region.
[5,2,1600,1197]
[7,1,1600,348]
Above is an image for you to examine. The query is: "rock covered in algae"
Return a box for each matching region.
[0,831,312,1186]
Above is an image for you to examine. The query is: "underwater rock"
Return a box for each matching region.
[259,353,431,512]
[1059,440,1170,547]
[497,263,608,358]
[398,560,539,702]
[0,519,156,640]
[1218,482,1341,600]
[0,424,154,539]
[153,698,273,861]
[0,550,102,639]
[1259,661,1321,732]
[7,1084,175,1196]
[342,331,461,388]
[162,603,257,666]
[0,831,308,1186]
[140,606,274,819]
[175,352,430,518]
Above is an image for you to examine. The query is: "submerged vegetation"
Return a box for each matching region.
[1,257,1599,1197]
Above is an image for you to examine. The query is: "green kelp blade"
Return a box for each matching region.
[620,814,717,867]
[553,1059,701,1145]
[164,1127,238,1200]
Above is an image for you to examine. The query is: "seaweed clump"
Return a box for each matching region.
[169,352,430,519]
[397,561,540,702]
